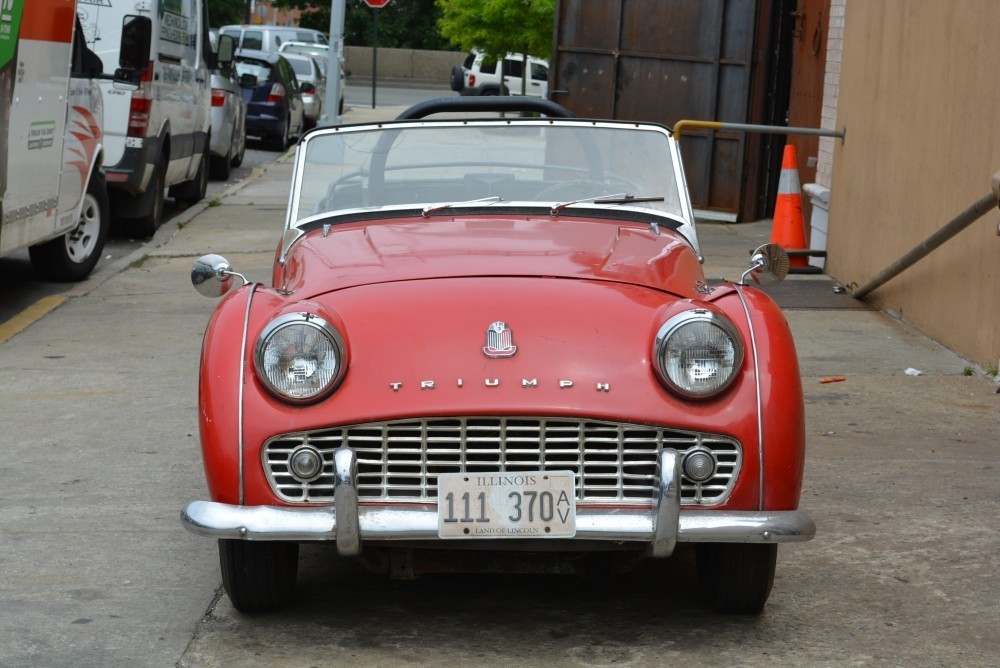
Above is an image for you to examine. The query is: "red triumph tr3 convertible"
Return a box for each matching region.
[184,97,814,614]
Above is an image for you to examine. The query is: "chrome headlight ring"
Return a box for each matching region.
[254,312,347,404]
[653,309,744,399]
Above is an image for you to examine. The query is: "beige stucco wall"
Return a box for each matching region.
[827,1,1000,368]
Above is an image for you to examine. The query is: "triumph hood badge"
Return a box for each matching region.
[483,321,517,358]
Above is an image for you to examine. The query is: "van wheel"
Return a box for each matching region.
[172,148,209,206]
[132,158,166,238]
[29,171,110,282]
[219,539,299,613]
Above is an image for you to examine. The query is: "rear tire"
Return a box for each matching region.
[219,540,299,613]
[269,119,289,151]
[29,171,109,282]
[231,127,246,168]
[171,148,209,206]
[131,157,166,239]
[697,543,777,614]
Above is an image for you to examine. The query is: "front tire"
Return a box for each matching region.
[697,543,777,614]
[130,157,165,238]
[269,118,289,151]
[219,540,299,613]
[29,171,109,282]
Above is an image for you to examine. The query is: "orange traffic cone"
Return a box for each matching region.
[771,144,809,268]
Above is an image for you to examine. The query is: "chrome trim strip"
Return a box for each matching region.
[650,449,680,557]
[733,286,764,511]
[333,447,360,556]
[238,284,258,506]
[181,501,815,545]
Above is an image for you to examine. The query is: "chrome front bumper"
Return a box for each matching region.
[181,448,815,558]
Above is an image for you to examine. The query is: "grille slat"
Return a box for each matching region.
[263,417,741,505]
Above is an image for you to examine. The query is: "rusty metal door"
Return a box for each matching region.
[786,0,829,223]
[551,0,758,219]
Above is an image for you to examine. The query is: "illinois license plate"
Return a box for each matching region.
[437,471,577,539]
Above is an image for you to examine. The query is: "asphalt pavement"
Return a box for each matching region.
[1,103,998,666]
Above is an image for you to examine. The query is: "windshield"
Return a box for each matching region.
[291,120,692,230]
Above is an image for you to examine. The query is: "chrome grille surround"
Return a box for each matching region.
[262,417,741,506]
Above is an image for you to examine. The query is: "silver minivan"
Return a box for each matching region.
[220,25,328,54]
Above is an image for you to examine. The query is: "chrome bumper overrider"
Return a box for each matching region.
[181,448,815,557]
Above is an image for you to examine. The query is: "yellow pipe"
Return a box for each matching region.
[672,120,722,140]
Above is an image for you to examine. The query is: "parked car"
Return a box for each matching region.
[279,42,346,115]
[282,53,325,128]
[451,49,549,97]
[208,35,247,180]
[220,25,327,53]
[234,50,306,150]
[183,96,815,615]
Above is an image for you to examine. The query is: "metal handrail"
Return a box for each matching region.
[672,119,845,142]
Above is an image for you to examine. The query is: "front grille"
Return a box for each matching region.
[262,417,741,506]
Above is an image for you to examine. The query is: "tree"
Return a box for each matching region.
[436,0,555,62]
[207,0,249,27]
[272,0,453,50]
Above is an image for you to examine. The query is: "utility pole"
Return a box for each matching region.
[318,0,346,127]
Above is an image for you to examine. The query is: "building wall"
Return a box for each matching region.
[827,1,1000,368]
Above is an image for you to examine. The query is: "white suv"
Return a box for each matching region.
[450,50,549,98]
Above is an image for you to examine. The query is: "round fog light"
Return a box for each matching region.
[289,446,324,481]
[682,448,716,483]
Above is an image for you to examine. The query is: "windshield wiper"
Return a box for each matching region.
[549,193,665,216]
[421,196,503,218]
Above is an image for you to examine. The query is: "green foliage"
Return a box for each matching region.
[272,0,453,50]
[207,0,249,27]
[436,0,555,62]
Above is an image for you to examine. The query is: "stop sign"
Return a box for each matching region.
[363,0,392,7]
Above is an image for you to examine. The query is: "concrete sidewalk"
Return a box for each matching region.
[1,104,998,666]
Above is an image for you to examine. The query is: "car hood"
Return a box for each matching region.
[279,216,705,300]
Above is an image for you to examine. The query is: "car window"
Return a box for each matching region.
[288,57,314,78]
[479,60,496,75]
[243,31,263,50]
[503,59,524,78]
[531,63,548,81]
[463,53,475,69]
[235,59,272,85]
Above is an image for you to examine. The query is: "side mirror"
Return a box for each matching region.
[113,14,151,89]
[217,34,235,69]
[191,254,249,298]
[740,244,789,287]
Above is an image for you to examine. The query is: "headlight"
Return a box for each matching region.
[255,313,346,403]
[653,309,744,399]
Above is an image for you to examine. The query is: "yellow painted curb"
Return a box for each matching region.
[0,295,67,344]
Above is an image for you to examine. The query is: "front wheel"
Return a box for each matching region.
[219,539,299,613]
[29,171,110,282]
[696,543,777,614]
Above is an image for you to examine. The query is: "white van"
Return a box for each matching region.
[78,0,214,236]
[220,25,328,54]
[1,0,114,280]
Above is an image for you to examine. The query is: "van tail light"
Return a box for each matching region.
[211,89,227,107]
[267,83,286,103]
[126,63,155,138]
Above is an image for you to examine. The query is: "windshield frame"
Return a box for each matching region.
[281,118,700,260]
